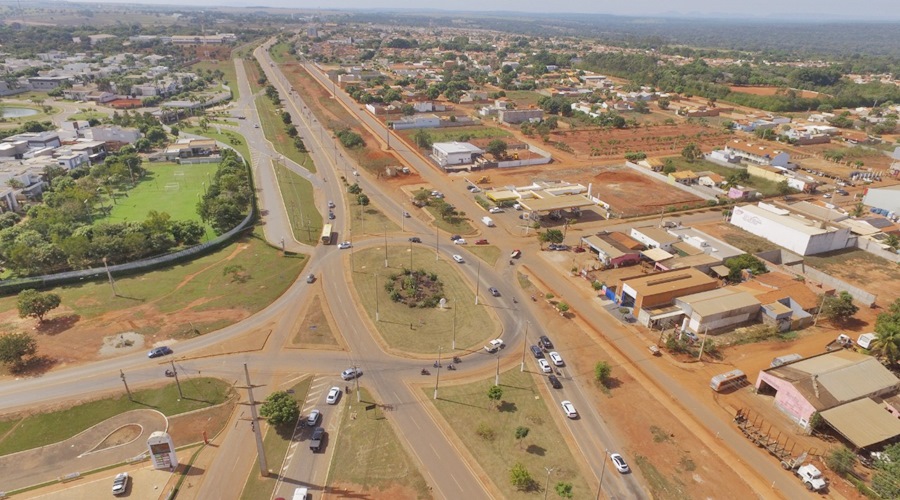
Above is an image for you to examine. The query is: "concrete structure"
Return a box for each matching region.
[630,227,679,252]
[498,108,543,124]
[88,125,142,144]
[755,350,900,431]
[616,268,719,326]
[730,203,855,256]
[675,288,761,334]
[581,233,642,268]
[430,142,483,169]
[863,185,900,215]
[391,114,440,130]
[27,76,70,90]
[724,140,790,167]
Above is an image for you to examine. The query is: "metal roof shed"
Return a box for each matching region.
[821,398,900,449]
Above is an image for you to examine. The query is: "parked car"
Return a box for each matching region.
[539,335,553,349]
[409,237,422,243]
[549,351,564,366]
[530,345,544,358]
[548,374,562,389]
[306,274,315,284]
[484,338,505,353]
[475,239,489,245]
[489,207,504,214]
[326,386,341,404]
[681,330,700,343]
[148,346,173,358]
[610,453,630,473]
[454,238,467,245]
[338,241,352,249]
[538,358,552,373]
[112,472,129,496]
[561,400,578,419]
[341,367,361,380]
[452,254,465,263]
[488,287,500,297]
[306,409,320,426]
[573,246,586,253]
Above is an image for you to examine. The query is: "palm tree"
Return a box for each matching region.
[870,327,900,366]
[884,234,900,252]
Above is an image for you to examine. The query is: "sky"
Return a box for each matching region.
[75,0,900,22]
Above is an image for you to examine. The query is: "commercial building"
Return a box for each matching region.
[615,268,718,326]
[730,203,855,256]
[863,185,900,215]
[430,142,483,169]
[580,232,641,268]
[724,140,790,167]
[390,114,440,130]
[630,227,679,252]
[675,288,761,334]
[755,351,900,445]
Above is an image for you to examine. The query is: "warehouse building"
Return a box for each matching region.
[730,203,855,256]
[863,185,900,216]
[615,268,718,326]
[675,288,761,334]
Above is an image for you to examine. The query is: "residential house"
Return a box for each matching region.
[580,232,642,268]
[724,140,790,167]
[498,109,543,124]
[630,227,679,252]
[431,142,484,169]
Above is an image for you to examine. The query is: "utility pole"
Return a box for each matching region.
[434,346,442,400]
[120,370,133,402]
[374,273,380,322]
[170,360,183,399]
[409,239,413,269]
[521,321,530,372]
[243,363,269,477]
[495,353,501,386]
[697,327,709,361]
[384,225,389,268]
[452,298,457,350]
[596,450,609,499]
[475,260,481,305]
[103,257,119,297]
[435,223,439,261]
[544,466,558,500]
[354,364,361,402]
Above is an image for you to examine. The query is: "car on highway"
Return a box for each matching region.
[306,274,315,284]
[561,400,578,419]
[306,409,320,426]
[549,351,564,366]
[327,201,335,209]
[475,239,489,245]
[538,358,552,373]
[254,124,260,128]
[530,345,544,358]
[539,335,553,349]
[148,346,173,358]
[112,472,129,496]
[403,211,411,218]
[489,207,504,214]
[409,237,422,243]
[328,211,335,220]
[309,426,325,452]
[341,367,361,380]
[452,254,465,263]
[484,338,505,353]
[450,234,461,241]
[488,287,500,297]
[611,453,630,473]
[548,375,562,389]
[326,387,341,405]
[454,238,467,245]
[338,241,352,249]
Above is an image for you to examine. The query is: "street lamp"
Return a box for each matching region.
[520,321,530,372]
[452,297,458,350]
[596,450,609,500]
[495,352,500,386]
[433,346,442,400]
[475,260,481,305]
[544,466,558,500]
[374,273,380,322]
[384,224,388,268]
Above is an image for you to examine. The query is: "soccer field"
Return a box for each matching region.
[97,162,218,235]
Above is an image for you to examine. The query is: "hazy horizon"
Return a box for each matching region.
[65,0,900,22]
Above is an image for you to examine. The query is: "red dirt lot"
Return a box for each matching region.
[591,166,704,216]
[547,123,729,160]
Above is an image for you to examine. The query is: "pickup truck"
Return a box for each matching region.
[484,338,505,353]
[796,464,827,491]
[309,427,325,452]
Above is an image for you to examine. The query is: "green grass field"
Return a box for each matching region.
[256,95,315,173]
[273,163,322,245]
[94,161,217,239]
[0,378,232,456]
[400,125,511,145]
[428,369,593,499]
[327,388,432,497]
[424,205,475,234]
[349,203,401,236]
[349,247,500,354]
[181,126,251,162]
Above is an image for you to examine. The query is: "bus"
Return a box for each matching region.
[710,369,747,392]
[321,224,333,245]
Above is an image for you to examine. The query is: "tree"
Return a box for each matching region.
[347,183,362,195]
[538,229,564,248]
[259,390,299,426]
[0,332,37,370]
[487,384,503,409]
[514,426,529,449]
[357,193,370,206]
[413,130,433,149]
[884,233,900,251]
[873,299,900,365]
[820,291,859,324]
[557,302,570,314]
[657,98,670,110]
[681,143,702,162]
[825,446,857,477]
[223,264,248,283]
[723,254,768,282]
[776,180,795,196]
[594,361,611,386]
[509,462,534,491]
[485,139,508,158]
[872,442,900,498]
[555,482,574,498]
[17,289,62,323]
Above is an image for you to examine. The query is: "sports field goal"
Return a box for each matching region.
[164,182,180,192]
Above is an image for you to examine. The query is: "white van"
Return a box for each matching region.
[481,216,495,227]
[292,486,309,500]
[857,333,877,350]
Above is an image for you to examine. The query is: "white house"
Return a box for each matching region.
[724,140,790,167]
[431,142,483,168]
[391,114,441,130]
[630,227,679,252]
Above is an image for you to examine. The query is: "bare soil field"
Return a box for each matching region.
[789,142,895,172]
[590,166,704,216]
[547,122,730,160]
[728,86,826,99]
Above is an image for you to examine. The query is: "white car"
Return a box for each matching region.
[610,453,630,473]
[484,338,505,353]
[454,238,467,245]
[326,386,341,405]
[549,351,564,366]
[327,200,335,209]
[538,358,552,373]
[306,409,320,426]
[341,367,361,380]
[561,400,578,419]
[112,472,129,496]
[338,241,352,249]
[452,254,465,263]
[489,207,504,214]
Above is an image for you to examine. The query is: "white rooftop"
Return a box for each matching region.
[432,142,483,155]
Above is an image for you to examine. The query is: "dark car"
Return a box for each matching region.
[539,335,553,349]
[530,345,544,358]
[409,237,422,243]
[450,234,461,241]
[548,375,562,389]
[328,211,335,220]
[489,287,500,297]
[306,274,315,284]
[148,346,173,358]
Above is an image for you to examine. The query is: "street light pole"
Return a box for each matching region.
[495,353,500,386]
[435,223,439,261]
[434,346,442,400]
[475,259,481,305]
[374,273,380,322]
[596,450,609,500]
[521,321,530,372]
[384,225,388,268]
[452,298,457,350]
[544,466,557,500]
